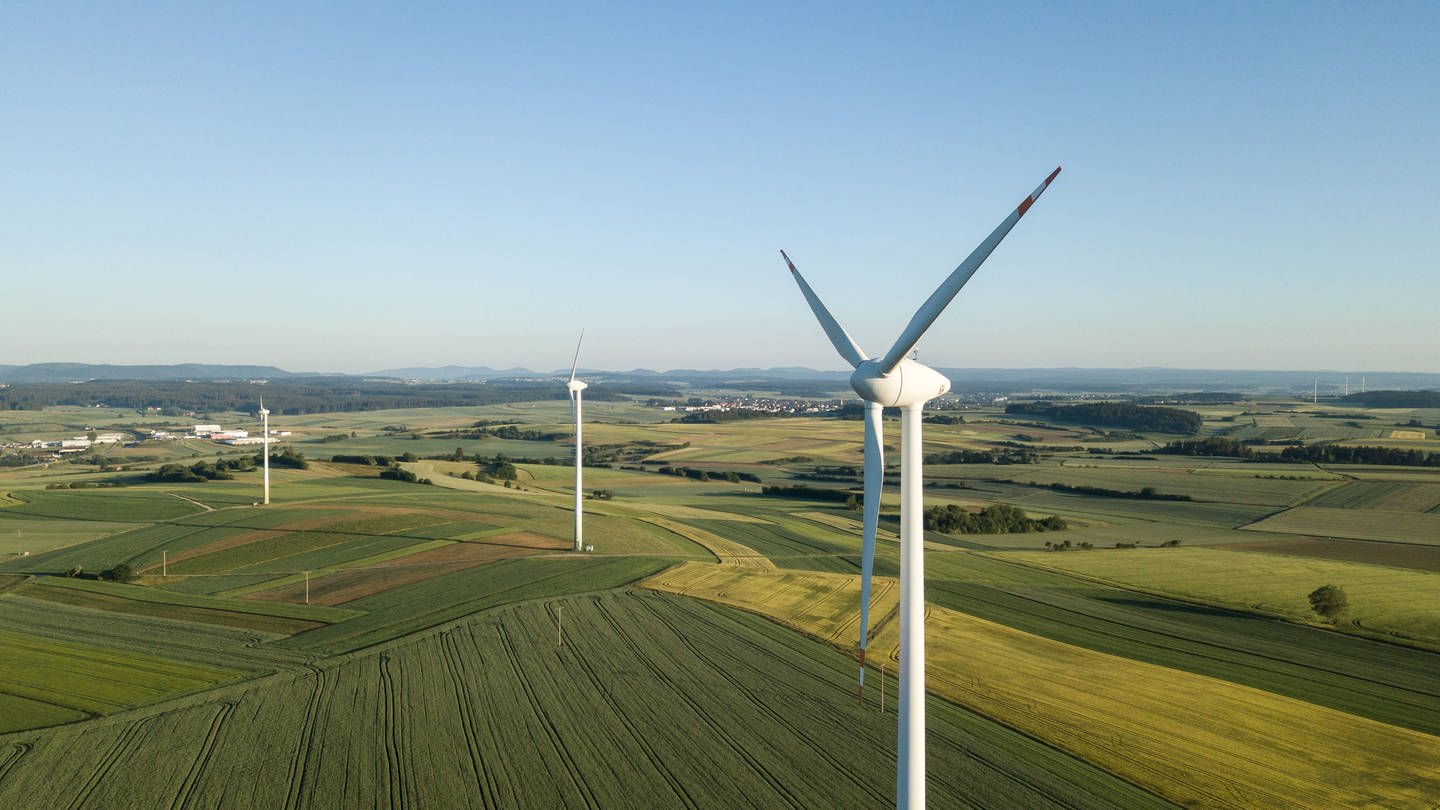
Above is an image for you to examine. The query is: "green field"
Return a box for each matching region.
[1245,506,1440,545]
[0,591,1169,809]
[992,547,1440,648]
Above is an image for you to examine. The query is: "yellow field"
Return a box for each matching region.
[1390,430,1427,440]
[991,547,1440,648]
[645,562,1440,808]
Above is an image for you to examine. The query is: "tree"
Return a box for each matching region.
[104,562,136,583]
[1308,584,1348,620]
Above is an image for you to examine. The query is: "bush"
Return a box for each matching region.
[379,466,418,483]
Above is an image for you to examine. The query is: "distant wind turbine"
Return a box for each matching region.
[566,333,588,552]
[782,166,1061,810]
[258,397,270,505]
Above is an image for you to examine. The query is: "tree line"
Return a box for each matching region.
[924,504,1067,534]
[1005,401,1202,434]
[1157,437,1440,467]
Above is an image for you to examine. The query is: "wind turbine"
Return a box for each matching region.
[258,397,270,506]
[566,333,587,552]
[782,166,1061,809]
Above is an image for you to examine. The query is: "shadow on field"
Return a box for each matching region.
[1095,595,1270,621]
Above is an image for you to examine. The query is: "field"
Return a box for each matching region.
[645,563,1440,807]
[1244,506,1440,545]
[3,396,1440,807]
[992,547,1440,648]
[0,591,1167,809]
[1301,480,1440,511]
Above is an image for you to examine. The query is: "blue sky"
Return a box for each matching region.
[4,2,1437,373]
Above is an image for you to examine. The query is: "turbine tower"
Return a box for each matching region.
[258,397,270,506]
[566,333,588,552]
[782,166,1061,809]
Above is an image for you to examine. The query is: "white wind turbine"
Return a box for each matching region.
[566,333,588,552]
[782,166,1060,809]
[258,397,270,506]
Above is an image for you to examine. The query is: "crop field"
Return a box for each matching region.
[243,531,570,606]
[1302,480,1440,511]
[0,590,1169,809]
[0,625,241,733]
[21,577,355,635]
[1245,506,1440,545]
[647,562,1440,807]
[919,552,1440,736]
[990,462,1337,506]
[1225,536,1440,572]
[992,547,1440,648]
[0,511,134,556]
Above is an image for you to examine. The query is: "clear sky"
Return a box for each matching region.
[4,2,1437,374]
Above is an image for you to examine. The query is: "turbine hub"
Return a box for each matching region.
[567,380,588,393]
[850,358,950,408]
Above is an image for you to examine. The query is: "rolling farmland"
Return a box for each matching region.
[3,396,1440,807]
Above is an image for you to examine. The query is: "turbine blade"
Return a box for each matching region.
[858,402,883,704]
[569,389,576,422]
[781,250,867,368]
[569,330,584,382]
[877,166,1061,374]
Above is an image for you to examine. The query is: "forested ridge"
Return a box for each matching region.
[0,378,668,414]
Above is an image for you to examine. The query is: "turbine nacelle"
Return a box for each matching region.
[567,379,589,393]
[850,358,950,408]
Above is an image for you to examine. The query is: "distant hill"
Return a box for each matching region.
[0,363,303,384]
[366,365,540,381]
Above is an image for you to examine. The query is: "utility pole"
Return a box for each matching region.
[304,571,310,605]
[162,550,167,578]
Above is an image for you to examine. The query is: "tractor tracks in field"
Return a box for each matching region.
[169,700,236,810]
[496,620,600,809]
[593,593,804,808]
[558,597,700,810]
[64,716,156,810]
[378,653,418,809]
[282,666,329,810]
[629,592,872,801]
[439,630,501,805]
[0,743,31,786]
